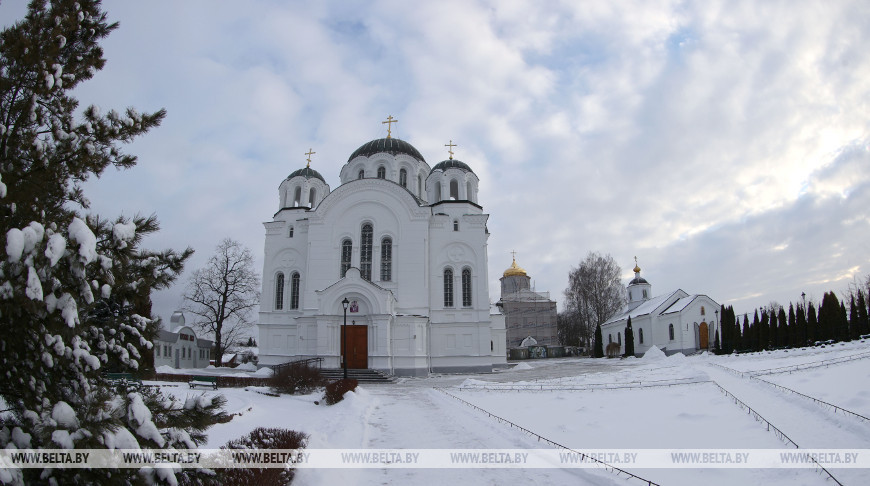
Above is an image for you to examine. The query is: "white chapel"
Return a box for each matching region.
[601,260,721,356]
[257,120,502,376]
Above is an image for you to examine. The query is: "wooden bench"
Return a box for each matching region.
[188,376,218,390]
[105,372,142,385]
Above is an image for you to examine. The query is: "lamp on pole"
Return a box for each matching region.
[342,298,350,379]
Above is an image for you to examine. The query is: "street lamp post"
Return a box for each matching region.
[342,298,350,379]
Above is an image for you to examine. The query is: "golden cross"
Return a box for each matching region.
[634,256,638,266]
[305,148,315,167]
[511,250,517,261]
[445,140,457,160]
[382,115,398,139]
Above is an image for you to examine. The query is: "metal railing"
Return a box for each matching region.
[712,381,843,485]
[271,357,324,373]
[708,361,870,423]
[436,387,660,486]
[458,377,710,392]
[749,351,870,376]
[753,376,870,423]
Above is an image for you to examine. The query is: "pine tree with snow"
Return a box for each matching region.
[807,302,818,344]
[593,323,604,358]
[741,314,750,351]
[777,306,787,348]
[623,317,635,357]
[796,303,808,346]
[849,295,860,341]
[0,2,224,483]
[787,303,797,347]
[857,290,869,337]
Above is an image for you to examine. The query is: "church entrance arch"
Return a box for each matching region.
[699,322,709,350]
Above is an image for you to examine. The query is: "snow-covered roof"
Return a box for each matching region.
[661,295,699,315]
[661,294,719,315]
[603,290,686,326]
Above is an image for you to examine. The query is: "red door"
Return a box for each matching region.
[341,325,368,369]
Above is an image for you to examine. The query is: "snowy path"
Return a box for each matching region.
[296,385,622,486]
[702,363,870,485]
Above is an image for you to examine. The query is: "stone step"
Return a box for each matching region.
[319,368,395,383]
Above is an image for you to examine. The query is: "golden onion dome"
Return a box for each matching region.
[633,264,641,273]
[503,257,528,278]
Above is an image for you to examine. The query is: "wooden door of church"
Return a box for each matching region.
[341,325,368,369]
[699,322,709,349]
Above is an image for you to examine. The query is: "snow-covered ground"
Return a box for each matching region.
[154,339,870,485]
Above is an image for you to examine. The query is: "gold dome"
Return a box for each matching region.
[633,264,641,273]
[503,257,528,278]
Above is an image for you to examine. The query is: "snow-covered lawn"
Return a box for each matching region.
[152,341,870,485]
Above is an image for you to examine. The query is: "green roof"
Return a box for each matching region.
[348,138,425,162]
[286,166,325,183]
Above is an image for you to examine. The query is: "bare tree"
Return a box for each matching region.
[183,239,260,366]
[563,251,625,341]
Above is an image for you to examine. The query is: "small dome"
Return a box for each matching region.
[633,264,641,273]
[629,276,649,286]
[348,138,425,163]
[503,258,528,278]
[430,158,474,175]
[287,166,325,183]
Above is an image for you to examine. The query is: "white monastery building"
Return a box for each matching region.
[153,311,213,369]
[601,260,720,356]
[257,120,503,376]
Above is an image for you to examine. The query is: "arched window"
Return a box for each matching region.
[443,268,454,307]
[462,268,472,307]
[377,166,386,179]
[290,272,300,309]
[340,239,352,277]
[608,334,612,344]
[380,237,392,281]
[275,273,285,310]
[399,169,407,188]
[360,224,373,280]
[309,188,316,207]
[701,306,706,316]
[450,179,459,199]
[643,289,648,299]
[618,332,622,346]
[293,187,301,206]
[453,220,459,232]
[358,169,364,180]
[669,324,675,340]
[418,175,423,197]
[288,226,294,238]
[639,328,644,344]
[466,181,473,201]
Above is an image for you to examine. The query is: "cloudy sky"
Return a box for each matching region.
[3,0,869,324]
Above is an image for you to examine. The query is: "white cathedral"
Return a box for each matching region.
[257,120,505,376]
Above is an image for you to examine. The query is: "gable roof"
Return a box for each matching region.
[603,289,687,326]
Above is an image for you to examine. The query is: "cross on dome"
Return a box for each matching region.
[445,140,458,160]
[305,148,315,167]
[382,115,398,139]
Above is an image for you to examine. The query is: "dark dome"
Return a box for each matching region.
[286,167,325,183]
[348,138,425,162]
[430,159,474,174]
[629,276,649,286]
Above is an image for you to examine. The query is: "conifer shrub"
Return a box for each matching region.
[269,363,326,395]
[324,378,358,405]
[217,427,308,485]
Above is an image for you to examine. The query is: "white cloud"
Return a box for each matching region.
[3,0,868,322]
